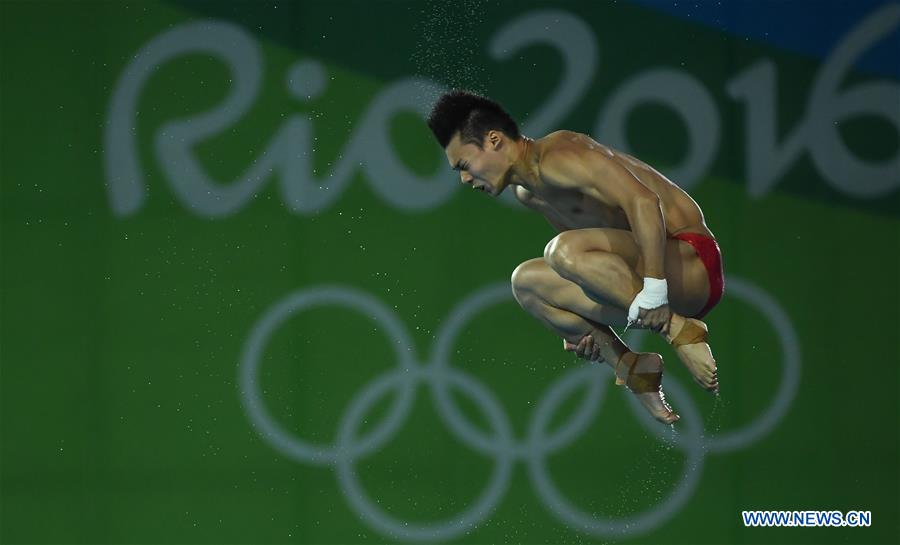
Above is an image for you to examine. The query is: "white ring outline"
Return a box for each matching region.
[239,286,418,465]
[238,275,799,541]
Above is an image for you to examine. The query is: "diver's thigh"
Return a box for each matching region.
[546,228,642,269]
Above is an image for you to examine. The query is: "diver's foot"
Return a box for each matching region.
[615,352,679,424]
[665,314,718,392]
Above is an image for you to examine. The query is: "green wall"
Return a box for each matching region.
[1,1,897,543]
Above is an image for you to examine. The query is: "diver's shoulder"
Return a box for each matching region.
[535,130,582,158]
[536,130,603,157]
[514,184,535,203]
[534,133,591,187]
[537,129,583,145]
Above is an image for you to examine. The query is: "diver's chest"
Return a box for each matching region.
[540,187,626,227]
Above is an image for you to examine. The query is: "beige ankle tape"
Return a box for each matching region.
[671,319,708,348]
[614,352,635,384]
[627,370,662,394]
[614,353,660,393]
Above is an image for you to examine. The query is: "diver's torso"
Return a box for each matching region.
[527,131,714,238]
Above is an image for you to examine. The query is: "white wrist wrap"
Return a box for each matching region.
[627,277,668,325]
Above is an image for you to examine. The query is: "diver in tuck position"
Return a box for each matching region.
[427,90,724,424]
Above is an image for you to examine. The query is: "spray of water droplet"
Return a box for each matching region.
[410,0,490,107]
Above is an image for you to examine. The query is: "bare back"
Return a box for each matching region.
[516,131,713,238]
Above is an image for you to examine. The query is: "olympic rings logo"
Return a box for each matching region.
[238,277,800,541]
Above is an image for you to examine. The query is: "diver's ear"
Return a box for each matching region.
[486,130,502,150]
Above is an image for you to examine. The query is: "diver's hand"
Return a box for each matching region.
[637,304,673,335]
[563,335,602,361]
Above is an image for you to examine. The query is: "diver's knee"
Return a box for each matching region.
[511,258,545,303]
[544,233,582,278]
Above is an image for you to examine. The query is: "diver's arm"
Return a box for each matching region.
[514,185,571,232]
[537,150,665,278]
[538,146,672,332]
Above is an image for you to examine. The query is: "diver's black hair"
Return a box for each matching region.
[427,90,520,148]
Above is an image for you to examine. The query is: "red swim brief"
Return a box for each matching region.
[669,232,724,319]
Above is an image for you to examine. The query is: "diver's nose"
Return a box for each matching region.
[460,171,474,184]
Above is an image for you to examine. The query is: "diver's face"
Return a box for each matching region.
[445,132,509,196]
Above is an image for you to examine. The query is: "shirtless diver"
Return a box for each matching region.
[427,90,724,424]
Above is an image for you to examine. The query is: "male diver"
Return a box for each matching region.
[427,90,723,424]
